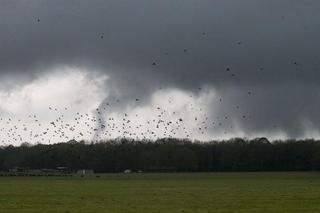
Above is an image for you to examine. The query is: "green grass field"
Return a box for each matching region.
[0,172,320,213]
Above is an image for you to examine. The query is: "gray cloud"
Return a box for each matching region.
[1,0,320,139]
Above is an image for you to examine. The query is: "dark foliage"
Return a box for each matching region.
[1,137,320,172]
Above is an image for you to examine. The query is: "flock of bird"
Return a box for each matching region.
[0,90,255,145]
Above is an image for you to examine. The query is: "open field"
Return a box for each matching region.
[0,172,320,213]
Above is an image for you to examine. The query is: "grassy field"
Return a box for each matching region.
[0,172,320,213]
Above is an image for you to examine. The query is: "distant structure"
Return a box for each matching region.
[56,167,69,173]
[4,166,72,176]
[77,169,94,175]
[124,169,131,174]
[9,167,30,173]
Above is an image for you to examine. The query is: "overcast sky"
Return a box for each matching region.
[0,0,320,144]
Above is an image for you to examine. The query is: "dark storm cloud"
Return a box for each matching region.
[1,0,320,138]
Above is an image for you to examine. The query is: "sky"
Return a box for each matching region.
[0,0,320,144]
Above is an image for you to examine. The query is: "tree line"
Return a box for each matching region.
[1,137,320,172]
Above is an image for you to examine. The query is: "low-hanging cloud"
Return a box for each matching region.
[1,0,320,143]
